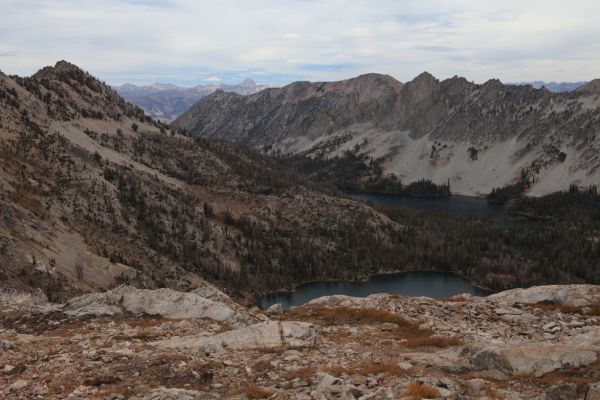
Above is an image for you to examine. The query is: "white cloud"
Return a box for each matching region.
[204,76,221,82]
[1,0,599,84]
[283,33,302,39]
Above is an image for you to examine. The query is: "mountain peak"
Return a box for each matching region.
[54,60,79,70]
[240,78,257,86]
[33,60,88,81]
[413,71,437,83]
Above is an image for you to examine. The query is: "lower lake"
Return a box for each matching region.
[259,271,490,309]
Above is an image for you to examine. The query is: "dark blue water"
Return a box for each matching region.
[259,271,489,309]
[349,192,518,226]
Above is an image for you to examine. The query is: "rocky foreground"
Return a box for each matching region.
[1,285,600,399]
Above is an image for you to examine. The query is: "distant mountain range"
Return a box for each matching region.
[173,72,600,196]
[509,81,588,92]
[114,79,274,122]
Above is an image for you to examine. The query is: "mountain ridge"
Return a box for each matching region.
[114,78,274,122]
[173,71,600,196]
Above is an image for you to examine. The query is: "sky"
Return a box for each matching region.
[1,0,600,87]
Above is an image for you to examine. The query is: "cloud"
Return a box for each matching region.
[283,32,302,39]
[1,0,599,85]
[204,76,221,82]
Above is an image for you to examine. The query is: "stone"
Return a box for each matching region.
[545,383,582,400]
[465,378,488,393]
[473,344,599,377]
[489,285,600,307]
[361,387,395,399]
[495,307,524,315]
[543,322,560,331]
[265,303,283,315]
[153,321,316,351]
[63,285,255,326]
[32,288,48,305]
[143,387,203,400]
[566,327,600,347]
[0,340,12,351]
[397,361,413,370]
[586,383,600,400]
[312,373,366,399]
[381,323,398,331]
[10,379,29,391]
[472,348,513,373]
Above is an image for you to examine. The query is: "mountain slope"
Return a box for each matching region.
[114,78,273,122]
[173,73,600,196]
[0,61,404,301]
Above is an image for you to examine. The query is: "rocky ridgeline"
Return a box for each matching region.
[1,285,600,399]
[173,73,600,196]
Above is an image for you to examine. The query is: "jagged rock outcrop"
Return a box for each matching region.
[174,72,600,196]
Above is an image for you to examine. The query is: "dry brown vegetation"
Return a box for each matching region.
[281,367,316,381]
[326,361,408,377]
[126,318,183,328]
[484,383,507,400]
[242,384,274,399]
[155,352,191,363]
[252,359,272,373]
[131,329,158,341]
[588,306,600,316]
[286,306,413,326]
[407,380,440,399]
[287,306,450,346]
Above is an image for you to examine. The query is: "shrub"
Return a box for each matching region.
[242,384,273,399]
[407,380,440,399]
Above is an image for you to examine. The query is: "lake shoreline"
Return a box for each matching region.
[257,269,495,309]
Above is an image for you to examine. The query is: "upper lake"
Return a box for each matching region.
[349,192,519,226]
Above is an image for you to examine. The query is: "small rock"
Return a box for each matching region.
[10,379,29,391]
[545,383,582,400]
[465,378,488,393]
[586,383,600,400]
[397,361,413,370]
[265,303,283,315]
[381,323,398,331]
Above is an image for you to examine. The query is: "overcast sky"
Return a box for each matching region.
[1,0,599,86]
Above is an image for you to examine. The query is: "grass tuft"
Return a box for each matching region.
[243,384,274,399]
[407,380,440,399]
